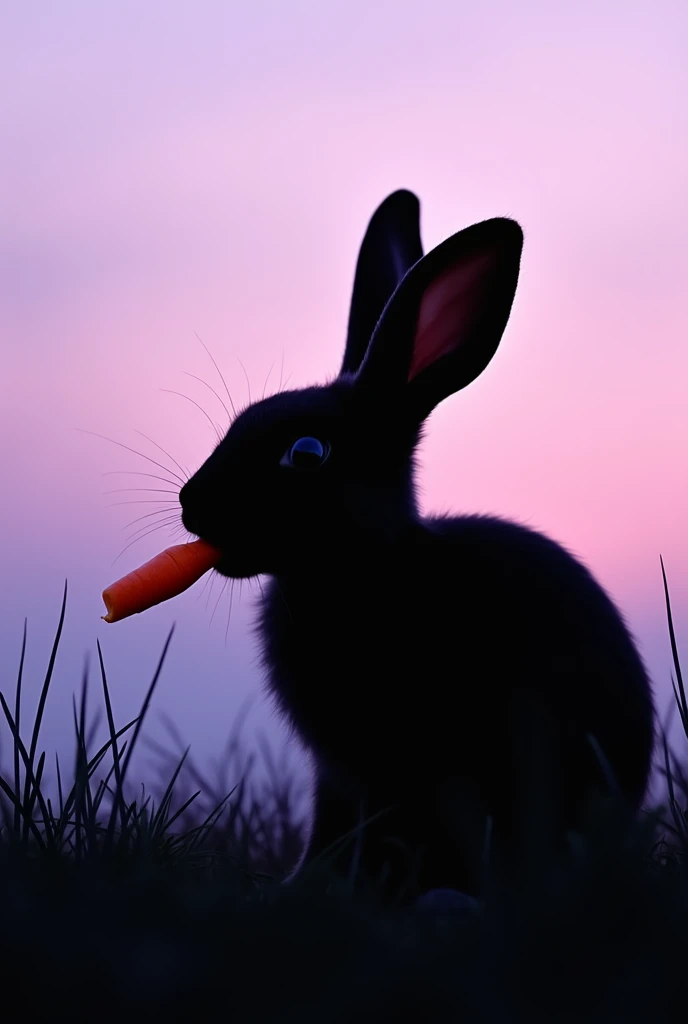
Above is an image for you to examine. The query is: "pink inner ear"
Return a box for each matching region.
[407,251,495,382]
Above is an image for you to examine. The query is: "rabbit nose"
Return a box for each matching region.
[179,484,201,531]
[185,515,202,535]
[182,510,205,536]
[179,497,204,536]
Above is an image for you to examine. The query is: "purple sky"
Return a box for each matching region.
[1,1,687,808]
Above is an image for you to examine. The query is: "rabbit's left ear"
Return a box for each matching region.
[341,190,423,376]
[354,217,523,421]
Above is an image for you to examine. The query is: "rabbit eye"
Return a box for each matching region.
[281,436,330,470]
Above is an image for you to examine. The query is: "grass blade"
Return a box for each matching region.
[0,692,54,850]
[150,747,190,838]
[661,556,687,737]
[13,619,28,836]
[105,625,175,848]
[22,580,68,842]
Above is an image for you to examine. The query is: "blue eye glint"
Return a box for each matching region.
[293,437,324,458]
[282,436,329,469]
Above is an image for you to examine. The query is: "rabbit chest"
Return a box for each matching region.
[255,533,507,785]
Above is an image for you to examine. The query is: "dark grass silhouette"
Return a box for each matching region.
[178,190,655,904]
[0,564,685,1022]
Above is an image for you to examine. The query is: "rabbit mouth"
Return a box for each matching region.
[211,550,266,581]
[182,516,268,579]
[183,534,242,578]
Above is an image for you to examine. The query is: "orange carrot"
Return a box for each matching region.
[101,540,222,623]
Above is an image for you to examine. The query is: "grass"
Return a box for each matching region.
[0,567,687,1022]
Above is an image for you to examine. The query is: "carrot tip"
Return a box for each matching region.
[101,593,117,623]
[100,540,221,625]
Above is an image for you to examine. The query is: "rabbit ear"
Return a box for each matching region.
[340,190,423,376]
[354,217,523,420]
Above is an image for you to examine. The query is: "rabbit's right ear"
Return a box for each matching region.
[340,190,423,376]
[352,216,523,422]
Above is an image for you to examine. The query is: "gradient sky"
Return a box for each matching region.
[1,0,687,809]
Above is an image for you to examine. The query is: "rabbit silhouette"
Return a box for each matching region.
[180,190,655,904]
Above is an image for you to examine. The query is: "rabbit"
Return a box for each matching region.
[179,190,656,905]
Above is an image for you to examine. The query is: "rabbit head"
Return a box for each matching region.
[179,191,523,578]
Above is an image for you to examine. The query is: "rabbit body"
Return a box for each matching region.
[259,510,654,898]
[180,190,655,902]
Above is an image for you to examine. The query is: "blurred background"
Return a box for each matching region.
[1,0,686,807]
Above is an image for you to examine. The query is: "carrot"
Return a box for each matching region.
[101,540,222,623]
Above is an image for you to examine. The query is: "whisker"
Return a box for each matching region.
[166,524,189,544]
[132,430,190,481]
[205,571,219,612]
[103,488,180,496]
[183,370,232,428]
[225,579,236,646]
[123,519,179,546]
[102,470,182,487]
[227,581,237,643]
[139,517,185,544]
[107,500,181,507]
[76,428,186,486]
[194,331,238,419]
[158,389,223,443]
[282,372,293,390]
[124,509,180,530]
[111,521,182,566]
[262,361,275,400]
[121,507,180,531]
[210,577,230,627]
[236,356,252,406]
[196,569,216,604]
[125,514,182,542]
[278,349,285,392]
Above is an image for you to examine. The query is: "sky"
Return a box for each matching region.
[1,0,687,813]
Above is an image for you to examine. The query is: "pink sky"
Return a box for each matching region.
[1,0,687,805]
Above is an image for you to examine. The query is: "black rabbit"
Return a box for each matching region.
[180,190,655,904]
